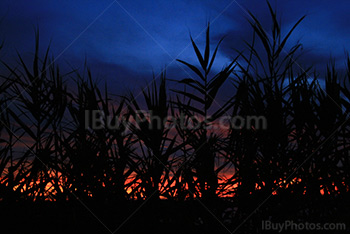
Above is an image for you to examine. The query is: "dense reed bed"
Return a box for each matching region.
[0,3,349,233]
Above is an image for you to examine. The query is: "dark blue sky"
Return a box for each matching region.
[0,0,349,95]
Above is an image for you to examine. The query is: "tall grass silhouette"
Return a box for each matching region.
[0,2,349,233]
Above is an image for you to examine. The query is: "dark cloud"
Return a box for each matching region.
[0,0,349,94]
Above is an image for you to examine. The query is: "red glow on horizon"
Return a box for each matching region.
[3,169,348,201]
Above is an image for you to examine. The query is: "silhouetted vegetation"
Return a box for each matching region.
[0,2,349,233]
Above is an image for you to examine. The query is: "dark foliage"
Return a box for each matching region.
[0,2,349,233]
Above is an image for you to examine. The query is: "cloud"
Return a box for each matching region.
[0,0,349,93]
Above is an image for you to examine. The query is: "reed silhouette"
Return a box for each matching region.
[0,2,349,233]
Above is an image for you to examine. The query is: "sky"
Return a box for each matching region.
[0,0,349,96]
